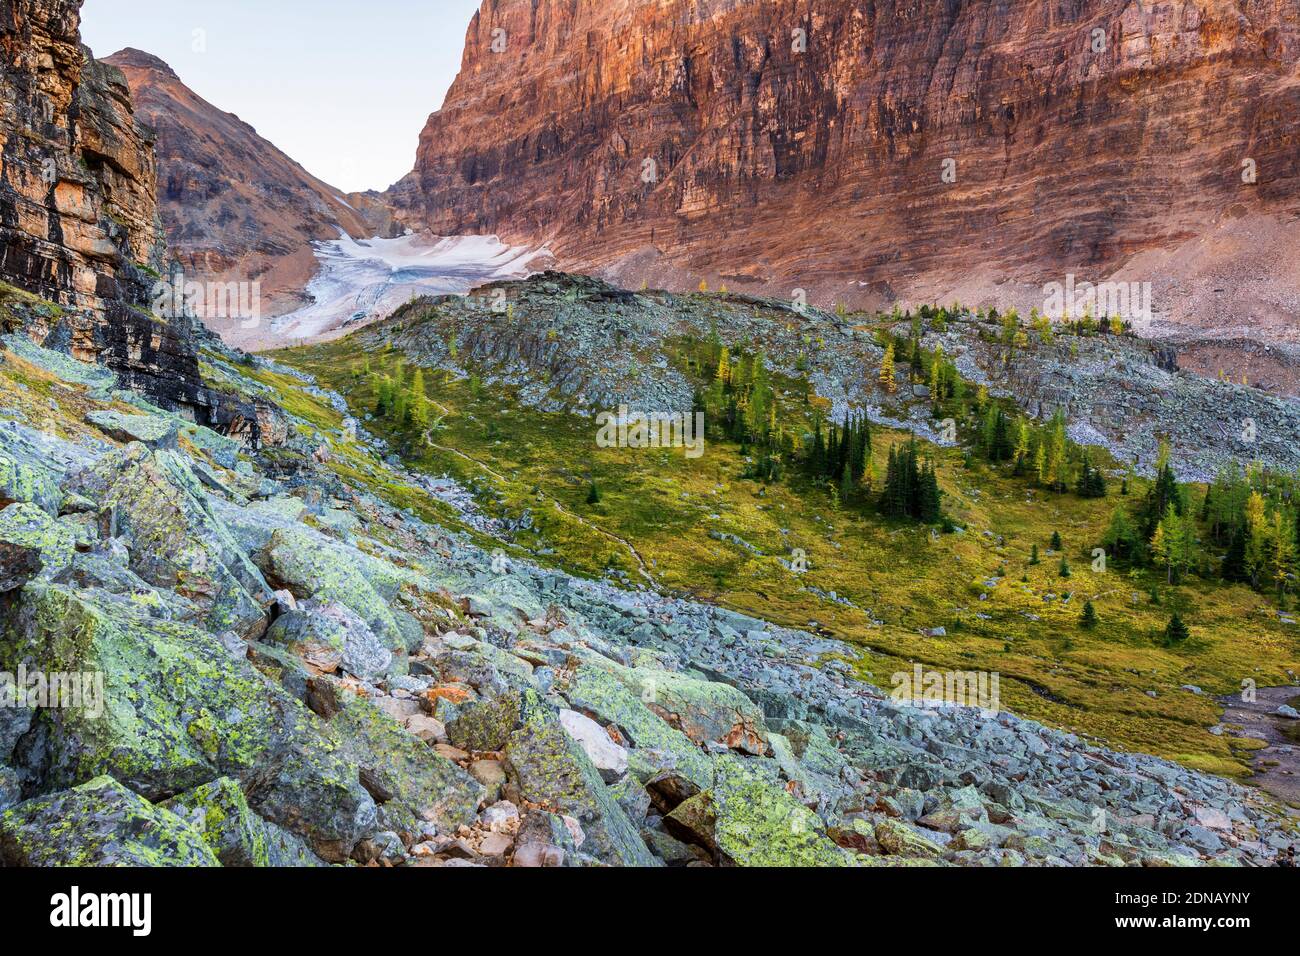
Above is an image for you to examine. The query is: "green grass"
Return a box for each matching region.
[276,339,1300,776]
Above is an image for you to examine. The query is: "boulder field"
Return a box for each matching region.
[0,329,1295,867]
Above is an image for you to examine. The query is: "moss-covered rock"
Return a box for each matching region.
[446,691,522,753]
[561,661,714,791]
[504,695,658,867]
[2,584,376,863]
[329,689,483,833]
[71,443,270,637]
[0,776,219,867]
[163,777,323,867]
[0,503,76,580]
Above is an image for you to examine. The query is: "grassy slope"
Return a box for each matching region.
[276,336,1299,776]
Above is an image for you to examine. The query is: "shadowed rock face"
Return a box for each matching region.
[104,48,384,330]
[389,0,1300,332]
[0,0,263,435]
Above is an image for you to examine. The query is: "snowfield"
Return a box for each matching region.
[270,233,550,343]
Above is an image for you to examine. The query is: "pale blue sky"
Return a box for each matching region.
[81,0,484,192]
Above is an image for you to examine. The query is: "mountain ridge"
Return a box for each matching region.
[387,0,1300,355]
[104,47,388,345]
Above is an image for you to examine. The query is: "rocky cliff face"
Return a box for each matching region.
[104,49,381,336]
[0,0,259,432]
[390,0,1300,339]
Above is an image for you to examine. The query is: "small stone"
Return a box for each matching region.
[478,832,513,857]
[481,800,520,831]
[405,714,446,743]
[512,842,565,867]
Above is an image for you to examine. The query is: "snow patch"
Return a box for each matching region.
[270,233,549,343]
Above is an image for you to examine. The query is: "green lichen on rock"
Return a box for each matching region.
[0,503,76,579]
[665,758,854,867]
[561,660,713,791]
[1,333,115,397]
[329,688,483,833]
[85,410,179,448]
[0,776,219,867]
[163,777,322,867]
[4,584,278,795]
[446,690,522,752]
[504,694,658,867]
[72,443,269,636]
[874,818,946,858]
[1,584,375,862]
[0,448,61,514]
[260,526,408,651]
[574,650,768,755]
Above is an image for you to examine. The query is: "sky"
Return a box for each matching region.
[81,0,484,193]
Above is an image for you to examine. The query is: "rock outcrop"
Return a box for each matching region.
[104,48,382,337]
[390,0,1300,339]
[0,1,267,436]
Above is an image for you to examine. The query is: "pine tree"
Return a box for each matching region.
[1059,557,1071,578]
[1076,454,1106,498]
[1221,524,1249,583]
[1080,600,1098,630]
[918,460,942,523]
[1050,531,1063,552]
[1164,613,1190,645]
[1029,544,1040,566]
[586,482,601,505]
[1101,507,1141,563]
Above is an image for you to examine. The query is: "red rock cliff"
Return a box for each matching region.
[390,0,1300,327]
[0,0,261,431]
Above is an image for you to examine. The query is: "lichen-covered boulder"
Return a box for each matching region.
[504,695,658,867]
[0,776,219,867]
[0,503,76,580]
[266,601,393,680]
[2,584,376,862]
[85,410,179,449]
[561,661,714,790]
[666,759,855,867]
[447,691,522,753]
[0,447,61,514]
[328,689,483,833]
[575,652,768,755]
[163,777,323,867]
[70,443,270,637]
[259,526,408,653]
